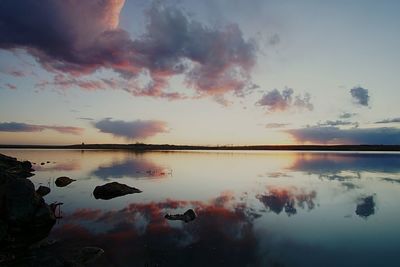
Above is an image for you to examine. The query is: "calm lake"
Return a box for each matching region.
[2,149,400,267]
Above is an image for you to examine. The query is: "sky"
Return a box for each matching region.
[0,0,400,145]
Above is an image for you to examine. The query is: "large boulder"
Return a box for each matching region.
[93,182,142,200]
[0,153,56,250]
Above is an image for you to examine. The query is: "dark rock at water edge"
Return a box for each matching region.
[0,153,34,179]
[55,176,76,187]
[0,153,56,251]
[36,186,51,197]
[165,209,197,223]
[93,182,142,200]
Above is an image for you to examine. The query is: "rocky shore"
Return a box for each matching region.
[0,153,103,266]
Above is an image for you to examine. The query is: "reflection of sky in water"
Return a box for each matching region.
[1,149,400,266]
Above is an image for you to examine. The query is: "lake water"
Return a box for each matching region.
[2,149,400,267]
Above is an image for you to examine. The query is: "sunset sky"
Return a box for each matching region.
[1,0,400,145]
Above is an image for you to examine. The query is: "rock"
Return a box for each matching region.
[41,162,45,165]
[0,153,34,179]
[356,195,375,218]
[165,209,197,223]
[0,178,56,249]
[93,182,142,200]
[36,186,51,197]
[55,176,76,187]
[0,153,59,265]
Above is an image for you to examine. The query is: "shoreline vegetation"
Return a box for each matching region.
[0,144,400,151]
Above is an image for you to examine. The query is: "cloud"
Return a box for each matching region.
[5,83,17,90]
[339,112,357,119]
[94,118,168,140]
[317,120,358,127]
[256,88,313,112]
[350,86,369,106]
[0,122,83,135]
[0,1,257,101]
[289,152,400,175]
[52,194,261,266]
[92,158,167,180]
[256,186,317,216]
[265,123,289,128]
[287,126,400,144]
[78,117,94,121]
[375,117,400,124]
[0,69,26,77]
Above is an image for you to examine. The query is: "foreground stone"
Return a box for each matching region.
[165,209,197,223]
[93,182,142,200]
[55,176,76,187]
[0,153,56,251]
[0,153,34,179]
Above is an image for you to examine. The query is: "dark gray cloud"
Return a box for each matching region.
[350,86,369,106]
[339,112,357,119]
[287,126,400,144]
[375,117,400,124]
[0,122,83,135]
[94,118,168,140]
[317,120,358,127]
[0,1,257,100]
[257,88,313,112]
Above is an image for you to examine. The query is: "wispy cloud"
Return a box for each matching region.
[0,122,83,135]
[93,118,168,140]
[5,83,17,90]
[287,126,400,145]
[78,117,95,121]
[339,112,357,119]
[265,123,290,128]
[256,88,313,112]
[375,117,400,124]
[350,86,370,106]
[317,120,358,127]
[0,1,257,101]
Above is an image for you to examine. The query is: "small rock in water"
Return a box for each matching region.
[55,176,76,187]
[93,182,142,200]
[36,185,51,197]
[165,209,197,223]
[40,162,45,165]
[356,195,375,218]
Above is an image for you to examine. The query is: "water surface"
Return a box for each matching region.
[2,149,400,267]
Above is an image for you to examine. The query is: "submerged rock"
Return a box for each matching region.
[55,176,76,187]
[36,186,51,197]
[93,182,142,200]
[165,209,197,223]
[356,195,375,218]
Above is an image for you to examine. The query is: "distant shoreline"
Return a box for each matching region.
[1,144,400,151]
